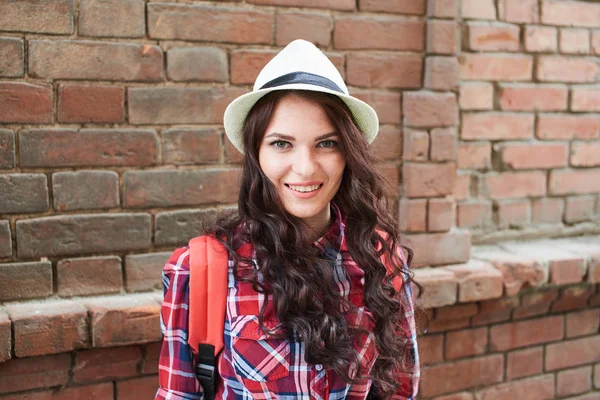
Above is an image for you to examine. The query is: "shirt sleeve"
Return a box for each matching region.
[155,246,204,400]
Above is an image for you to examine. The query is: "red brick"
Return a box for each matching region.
[52,170,119,211]
[57,256,122,297]
[475,375,554,400]
[142,342,162,374]
[458,142,491,170]
[531,198,564,224]
[247,0,354,10]
[79,0,145,38]
[0,129,14,169]
[520,287,558,309]
[560,28,591,54]
[594,30,600,55]
[19,129,158,168]
[0,310,10,362]
[424,56,459,90]
[537,114,600,140]
[0,383,114,400]
[86,294,161,347]
[419,334,443,365]
[500,142,568,169]
[547,335,600,370]
[230,49,276,85]
[457,200,493,229]
[0,82,53,123]
[427,317,470,333]
[459,82,493,110]
[0,220,11,257]
[541,0,600,28]
[74,346,142,383]
[0,262,52,302]
[525,25,557,52]
[427,20,458,54]
[403,92,458,128]
[445,327,487,360]
[0,37,24,77]
[444,260,503,302]
[125,252,170,292]
[435,393,474,400]
[565,195,596,223]
[148,3,272,44]
[155,209,218,248]
[353,90,401,124]
[428,198,454,232]
[405,230,471,267]
[460,54,533,81]
[567,309,600,338]
[498,0,539,23]
[29,40,163,81]
[495,199,530,229]
[372,126,402,161]
[506,347,543,380]
[461,113,534,140]
[466,22,520,52]
[334,16,424,51]
[490,315,563,351]
[427,0,458,18]
[0,174,49,214]
[430,128,457,161]
[413,268,457,308]
[7,301,89,357]
[571,142,600,167]
[454,173,471,201]
[435,303,479,320]
[0,0,74,34]
[129,87,246,124]
[276,11,332,47]
[550,169,600,195]
[402,162,456,198]
[484,171,546,199]
[558,366,592,397]
[549,256,586,285]
[346,53,422,89]
[58,84,123,123]
[399,198,427,232]
[420,355,504,397]
[552,285,595,313]
[117,376,159,400]
[498,84,568,111]
[402,129,429,162]
[537,56,600,83]
[462,0,496,20]
[167,47,228,83]
[161,128,220,165]
[0,354,71,394]
[359,0,425,14]
[596,364,600,388]
[572,86,600,111]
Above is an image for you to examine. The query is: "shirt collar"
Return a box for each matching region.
[313,203,345,257]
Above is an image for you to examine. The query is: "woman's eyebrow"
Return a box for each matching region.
[264,132,339,141]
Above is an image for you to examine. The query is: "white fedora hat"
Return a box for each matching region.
[223,39,379,153]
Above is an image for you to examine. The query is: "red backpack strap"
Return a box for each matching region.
[375,229,403,292]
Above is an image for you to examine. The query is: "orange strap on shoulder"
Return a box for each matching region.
[188,235,229,356]
[376,229,404,292]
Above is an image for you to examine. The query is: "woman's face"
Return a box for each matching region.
[258,93,346,229]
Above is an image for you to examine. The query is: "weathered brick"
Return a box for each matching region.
[537,114,600,140]
[142,342,161,374]
[29,40,163,81]
[457,200,493,229]
[17,213,151,258]
[276,11,332,47]
[427,20,458,54]
[230,49,277,85]
[498,0,539,23]
[428,197,454,232]
[495,199,531,228]
[506,347,543,380]
[0,262,52,302]
[460,54,532,81]
[466,22,520,52]
[552,285,594,313]
[0,82,53,123]
[148,3,272,44]
[428,0,457,18]
[430,127,457,161]
[0,0,74,34]
[167,47,228,82]
[129,87,246,124]
[541,0,600,28]
[565,195,596,223]
[490,315,563,351]
[58,84,124,123]
[445,327,488,360]
[399,198,427,232]
[19,129,159,168]
[420,355,504,397]
[353,90,402,124]
[334,15,424,51]
[162,128,220,165]
[124,169,240,208]
[572,86,600,112]
[0,220,11,258]
[74,347,142,383]
[550,169,600,195]
[125,252,171,292]
[484,171,546,199]
[419,334,443,365]
[57,256,122,297]
[427,317,470,333]
[498,84,568,111]
[402,129,429,162]
[567,309,600,339]
[0,129,14,169]
[537,56,600,83]
[0,310,11,362]
[247,0,354,10]
[1,383,114,399]
[500,142,568,169]
[403,92,458,128]
[0,174,49,214]
[79,0,144,37]
[558,366,592,397]
[475,375,555,400]
[560,28,591,54]
[359,0,425,14]
[155,209,218,247]
[435,303,479,320]
[444,259,503,302]
[525,25,558,52]
[459,82,494,110]
[0,354,71,394]
[593,30,600,55]
[402,162,456,198]
[0,37,24,77]
[85,294,161,347]
[412,268,457,308]
[52,170,119,211]
[406,230,471,267]
[372,126,403,161]
[117,376,160,400]
[7,301,89,357]
[532,198,564,224]
[424,56,459,90]
[546,335,600,371]
[346,53,422,89]
[461,113,534,140]
[458,142,491,170]
[462,0,496,20]
[571,142,600,167]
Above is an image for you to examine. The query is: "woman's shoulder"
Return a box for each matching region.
[163,245,191,275]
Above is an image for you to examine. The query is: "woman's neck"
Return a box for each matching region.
[302,205,332,242]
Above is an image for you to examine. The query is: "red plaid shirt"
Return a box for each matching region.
[156,210,420,399]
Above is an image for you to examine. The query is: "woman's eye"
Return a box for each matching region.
[270,140,290,149]
[318,140,338,148]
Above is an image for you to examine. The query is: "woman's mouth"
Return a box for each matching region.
[286,184,322,193]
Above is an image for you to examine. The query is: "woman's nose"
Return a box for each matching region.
[292,148,318,177]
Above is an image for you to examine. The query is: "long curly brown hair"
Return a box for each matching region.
[210,90,419,398]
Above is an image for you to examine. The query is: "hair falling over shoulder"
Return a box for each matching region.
[207,90,422,399]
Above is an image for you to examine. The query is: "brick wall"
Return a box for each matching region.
[0,0,599,399]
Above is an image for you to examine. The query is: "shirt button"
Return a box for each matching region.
[315,364,323,371]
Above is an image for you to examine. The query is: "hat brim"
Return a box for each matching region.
[223,83,379,153]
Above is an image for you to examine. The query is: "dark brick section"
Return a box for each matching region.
[123,168,241,208]
[79,0,145,38]
[0,220,11,258]
[161,128,221,165]
[125,252,171,292]
[58,84,125,123]
[0,0,74,34]
[73,346,142,383]
[0,129,15,169]
[29,40,163,81]
[0,37,24,77]
[0,262,53,302]
[57,256,122,296]
[0,174,49,214]
[0,354,71,394]
[155,208,218,246]
[0,311,10,362]
[167,47,229,82]
[128,87,246,124]
[0,82,53,123]
[20,129,159,168]
[52,170,120,211]
[16,213,152,258]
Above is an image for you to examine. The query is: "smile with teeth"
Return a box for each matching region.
[286,184,322,193]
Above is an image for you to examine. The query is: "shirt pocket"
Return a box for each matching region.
[229,315,291,383]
